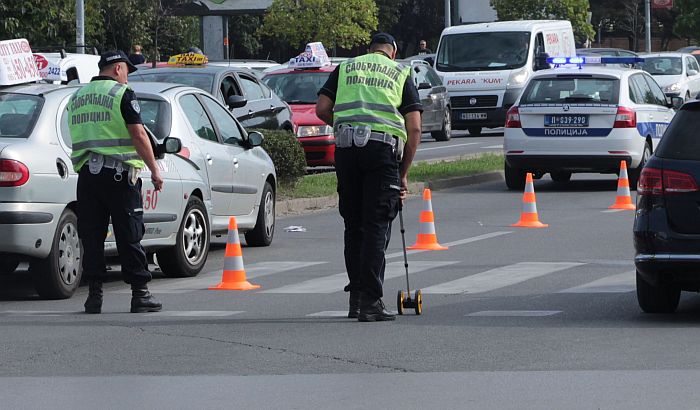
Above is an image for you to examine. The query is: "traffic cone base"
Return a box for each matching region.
[609,160,636,211]
[408,188,448,251]
[208,216,260,291]
[512,173,548,228]
[407,234,448,250]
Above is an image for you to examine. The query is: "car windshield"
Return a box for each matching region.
[436,31,531,72]
[129,72,214,92]
[138,98,171,141]
[520,77,619,104]
[263,72,331,104]
[639,57,683,75]
[0,93,44,139]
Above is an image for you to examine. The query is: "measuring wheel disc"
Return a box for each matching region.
[397,290,405,315]
[414,290,423,315]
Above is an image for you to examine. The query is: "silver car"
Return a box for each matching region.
[0,82,276,299]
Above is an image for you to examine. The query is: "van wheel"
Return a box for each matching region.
[550,171,572,183]
[630,143,651,190]
[636,271,680,313]
[468,126,482,136]
[245,182,275,247]
[157,197,210,278]
[30,209,82,299]
[505,161,525,190]
[431,109,452,141]
[0,256,19,275]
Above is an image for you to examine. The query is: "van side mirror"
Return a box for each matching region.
[688,69,698,76]
[418,82,432,90]
[247,131,264,147]
[227,95,247,109]
[534,52,550,71]
[668,96,684,110]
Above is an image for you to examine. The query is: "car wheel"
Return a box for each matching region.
[505,161,525,191]
[550,171,572,183]
[636,271,680,313]
[431,109,452,141]
[630,142,651,190]
[245,182,275,247]
[467,126,482,137]
[30,209,82,299]
[157,197,210,278]
[0,255,19,275]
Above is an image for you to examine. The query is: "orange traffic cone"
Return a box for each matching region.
[407,188,448,250]
[209,216,260,291]
[609,160,636,210]
[511,173,548,228]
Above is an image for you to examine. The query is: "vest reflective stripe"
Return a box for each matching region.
[334,53,411,142]
[68,80,145,172]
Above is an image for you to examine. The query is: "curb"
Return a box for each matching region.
[276,171,503,217]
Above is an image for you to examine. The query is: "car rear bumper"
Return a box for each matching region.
[0,202,64,259]
[299,135,335,166]
[505,154,632,173]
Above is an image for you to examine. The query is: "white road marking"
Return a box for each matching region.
[480,145,503,149]
[467,310,561,317]
[559,271,635,293]
[145,311,243,317]
[307,310,398,317]
[422,262,584,294]
[0,310,73,316]
[417,143,479,152]
[110,261,326,294]
[601,209,627,213]
[385,231,512,259]
[261,260,459,294]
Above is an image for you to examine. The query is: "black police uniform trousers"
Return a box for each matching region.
[335,140,400,301]
[77,166,151,285]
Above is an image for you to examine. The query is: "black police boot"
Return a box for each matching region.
[84,279,103,314]
[358,298,395,322]
[348,291,361,319]
[130,283,162,313]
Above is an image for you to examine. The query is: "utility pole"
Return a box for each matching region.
[645,0,651,52]
[76,0,85,53]
[445,0,451,28]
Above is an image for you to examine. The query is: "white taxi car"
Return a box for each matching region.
[504,56,681,190]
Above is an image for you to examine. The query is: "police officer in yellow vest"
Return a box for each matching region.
[317,33,422,322]
[68,51,164,314]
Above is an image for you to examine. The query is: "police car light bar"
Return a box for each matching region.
[547,56,645,66]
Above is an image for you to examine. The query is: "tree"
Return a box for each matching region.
[259,0,378,51]
[490,0,595,45]
[383,0,445,57]
[674,0,700,43]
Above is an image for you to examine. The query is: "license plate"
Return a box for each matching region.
[545,114,589,127]
[461,112,487,120]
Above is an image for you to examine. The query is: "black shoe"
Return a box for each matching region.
[84,280,103,314]
[358,298,395,322]
[348,291,361,319]
[130,284,162,313]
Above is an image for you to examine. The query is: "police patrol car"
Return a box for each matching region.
[504,56,682,190]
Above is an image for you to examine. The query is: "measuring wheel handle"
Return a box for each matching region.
[397,290,405,315]
[414,290,423,315]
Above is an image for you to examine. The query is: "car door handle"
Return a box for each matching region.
[206,154,212,163]
[233,157,239,168]
[269,105,275,111]
[248,110,254,116]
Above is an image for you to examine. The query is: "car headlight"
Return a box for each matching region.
[664,83,681,92]
[297,125,333,137]
[507,67,529,88]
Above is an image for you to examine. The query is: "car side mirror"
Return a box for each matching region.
[163,137,182,153]
[418,82,432,90]
[227,95,247,109]
[247,131,264,147]
[534,52,550,71]
[688,69,698,76]
[668,96,684,110]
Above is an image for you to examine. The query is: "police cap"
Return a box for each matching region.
[98,50,138,73]
[370,32,397,51]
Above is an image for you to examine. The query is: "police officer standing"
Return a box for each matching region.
[316,33,423,322]
[68,51,163,314]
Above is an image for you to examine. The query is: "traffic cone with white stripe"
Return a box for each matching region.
[407,188,448,250]
[209,217,260,291]
[511,173,548,228]
[609,160,636,210]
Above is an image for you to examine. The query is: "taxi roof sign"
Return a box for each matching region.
[168,52,208,66]
[288,42,330,69]
[0,38,41,86]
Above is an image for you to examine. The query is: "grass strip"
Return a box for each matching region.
[279,153,504,199]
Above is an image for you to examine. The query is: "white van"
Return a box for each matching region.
[434,20,576,136]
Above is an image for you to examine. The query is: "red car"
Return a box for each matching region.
[262,65,336,166]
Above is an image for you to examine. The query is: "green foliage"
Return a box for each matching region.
[490,0,596,44]
[259,0,379,50]
[254,128,307,185]
[674,0,700,40]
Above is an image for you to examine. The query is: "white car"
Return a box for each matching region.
[504,62,680,190]
[638,52,700,101]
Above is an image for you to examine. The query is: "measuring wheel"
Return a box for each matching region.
[397,290,405,315]
[414,289,423,315]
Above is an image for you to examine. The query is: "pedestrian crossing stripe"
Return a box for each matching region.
[306,311,399,317]
[467,310,561,317]
[0,310,244,317]
[558,271,635,293]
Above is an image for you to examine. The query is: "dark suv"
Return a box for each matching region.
[634,101,700,313]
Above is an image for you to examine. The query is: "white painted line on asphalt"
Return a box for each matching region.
[601,209,627,213]
[417,143,478,152]
[306,310,398,317]
[0,310,75,316]
[480,145,503,149]
[110,261,326,294]
[467,310,561,317]
[559,271,635,293]
[261,260,459,294]
[145,311,243,317]
[385,231,512,260]
[422,262,584,294]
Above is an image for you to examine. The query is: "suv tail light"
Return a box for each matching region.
[638,167,698,195]
[0,159,29,187]
[613,107,637,128]
[505,106,521,128]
